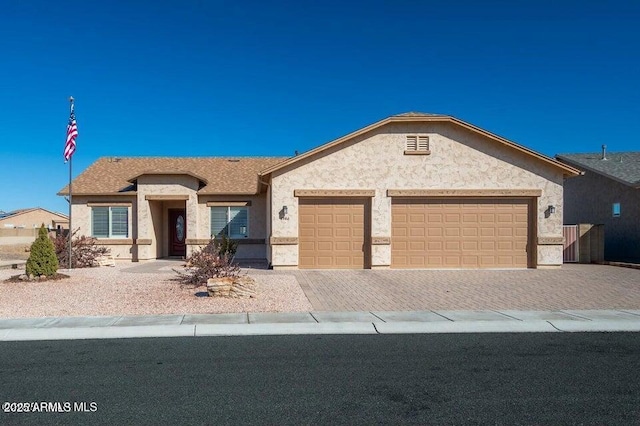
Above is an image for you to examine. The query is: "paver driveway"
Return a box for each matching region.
[290,264,640,311]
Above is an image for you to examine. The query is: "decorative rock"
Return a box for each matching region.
[206,276,256,298]
[19,274,29,281]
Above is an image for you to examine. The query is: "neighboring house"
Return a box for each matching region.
[0,207,69,231]
[556,150,640,263]
[58,112,580,269]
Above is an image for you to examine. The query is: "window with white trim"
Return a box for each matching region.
[612,202,621,217]
[211,206,249,238]
[405,135,430,153]
[92,207,128,238]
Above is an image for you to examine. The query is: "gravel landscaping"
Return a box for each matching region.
[0,262,312,318]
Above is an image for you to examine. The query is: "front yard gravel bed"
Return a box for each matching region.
[0,263,312,318]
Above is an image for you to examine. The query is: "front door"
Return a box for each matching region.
[169,209,186,257]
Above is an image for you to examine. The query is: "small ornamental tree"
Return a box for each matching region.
[26,224,59,277]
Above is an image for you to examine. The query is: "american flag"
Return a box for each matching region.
[64,104,78,162]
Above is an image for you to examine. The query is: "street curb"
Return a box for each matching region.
[1,320,639,342]
[195,322,378,336]
[375,320,559,334]
[1,325,195,341]
[549,320,640,332]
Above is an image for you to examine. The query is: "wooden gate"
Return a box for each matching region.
[563,225,579,263]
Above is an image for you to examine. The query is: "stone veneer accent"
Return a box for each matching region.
[371,237,391,245]
[270,237,298,245]
[537,236,565,245]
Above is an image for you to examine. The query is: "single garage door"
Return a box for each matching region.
[392,198,531,268]
[299,198,368,269]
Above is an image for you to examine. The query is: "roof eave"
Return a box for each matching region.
[556,156,640,187]
[126,171,209,185]
[57,191,137,197]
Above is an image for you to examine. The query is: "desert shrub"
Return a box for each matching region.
[26,224,59,277]
[217,234,238,258]
[53,229,110,268]
[176,238,240,285]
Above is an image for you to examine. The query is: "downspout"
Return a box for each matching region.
[259,178,272,268]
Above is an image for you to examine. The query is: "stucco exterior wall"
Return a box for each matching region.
[270,122,565,268]
[195,194,268,259]
[71,196,136,260]
[564,171,640,262]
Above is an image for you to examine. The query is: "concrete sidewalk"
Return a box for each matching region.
[1,309,639,341]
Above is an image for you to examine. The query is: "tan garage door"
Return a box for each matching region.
[392,198,531,269]
[299,198,368,269]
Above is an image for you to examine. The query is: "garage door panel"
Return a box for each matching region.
[462,241,478,250]
[480,241,495,250]
[410,228,425,237]
[497,241,514,250]
[445,241,460,250]
[299,199,367,269]
[497,228,514,237]
[409,241,425,250]
[462,227,478,237]
[461,256,479,267]
[445,228,460,237]
[428,241,443,250]
[333,228,351,238]
[428,213,443,222]
[515,228,528,237]
[392,198,531,269]
[316,214,333,224]
[428,228,443,237]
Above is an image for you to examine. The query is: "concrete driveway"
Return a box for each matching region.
[290,264,640,311]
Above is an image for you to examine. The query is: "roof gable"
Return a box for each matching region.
[260,113,581,177]
[556,152,640,188]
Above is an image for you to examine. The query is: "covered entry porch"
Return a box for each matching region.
[137,195,193,261]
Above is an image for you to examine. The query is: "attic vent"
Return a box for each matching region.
[227,159,240,163]
[405,135,430,155]
[109,157,121,163]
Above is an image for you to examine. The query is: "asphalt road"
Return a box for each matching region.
[1,333,639,425]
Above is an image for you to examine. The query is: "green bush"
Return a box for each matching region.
[217,234,238,258]
[26,224,59,277]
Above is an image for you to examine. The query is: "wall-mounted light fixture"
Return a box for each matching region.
[283,206,288,215]
[548,205,556,214]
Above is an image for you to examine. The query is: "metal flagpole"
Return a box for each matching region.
[68,96,74,270]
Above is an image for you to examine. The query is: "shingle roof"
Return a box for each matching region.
[58,157,288,196]
[556,152,640,187]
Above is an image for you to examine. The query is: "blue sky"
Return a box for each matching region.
[1,1,639,214]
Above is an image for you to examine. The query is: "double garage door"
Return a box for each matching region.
[298,197,531,269]
[391,198,531,268]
